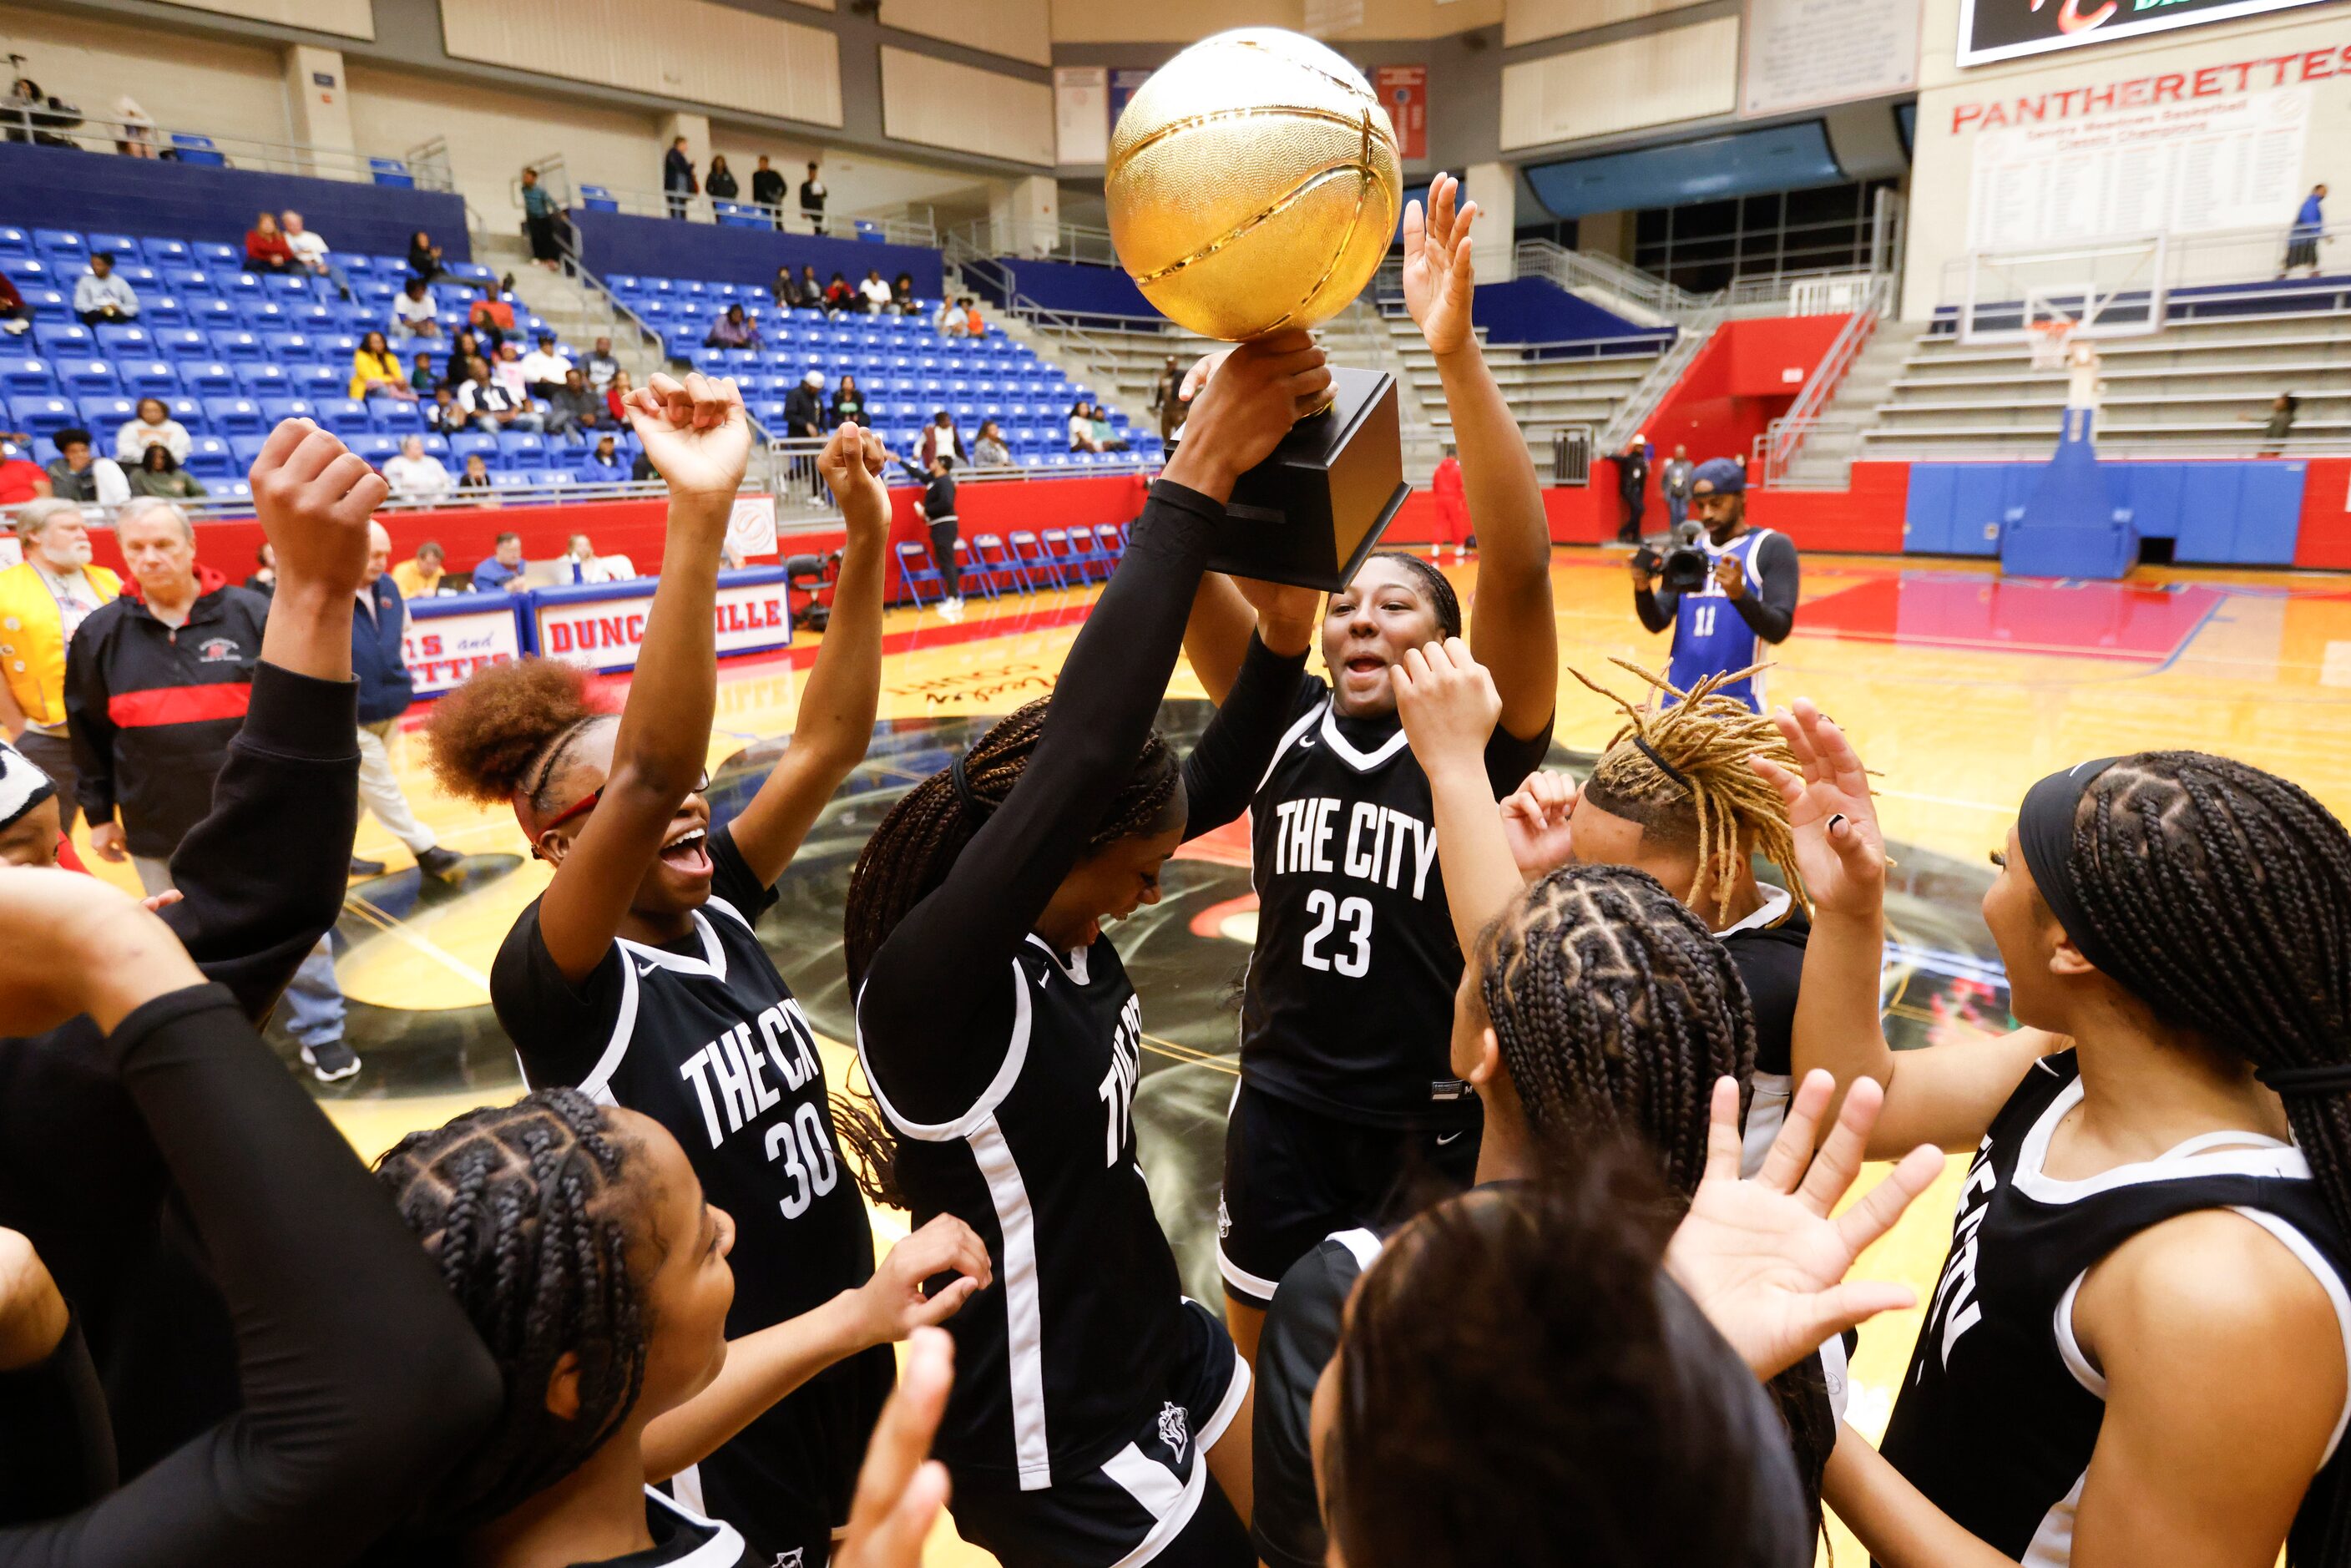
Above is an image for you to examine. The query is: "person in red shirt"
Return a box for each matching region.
[1431,447,1471,558]
[0,434,50,504]
[244,211,297,274]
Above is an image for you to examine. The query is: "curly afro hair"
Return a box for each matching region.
[424,656,614,810]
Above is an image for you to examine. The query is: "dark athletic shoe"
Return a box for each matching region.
[413,845,465,881]
[301,1039,361,1083]
[348,856,387,878]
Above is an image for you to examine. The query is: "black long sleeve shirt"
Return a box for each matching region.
[0,986,499,1564]
[0,661,361,1477]
[1633,529,1800,645]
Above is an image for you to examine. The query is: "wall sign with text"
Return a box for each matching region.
[533,569,794,676]
[1372,66,1428,160]
[1960,0,2341,68]
[1744,0,1921,117]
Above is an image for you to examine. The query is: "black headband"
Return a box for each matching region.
[2015,758,2126,979]
[949,751,995,820]
[1631,736,1691,791]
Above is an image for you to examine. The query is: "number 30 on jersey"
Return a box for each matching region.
[1301,889,1373,977]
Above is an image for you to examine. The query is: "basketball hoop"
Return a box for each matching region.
[2028,319,2075,372]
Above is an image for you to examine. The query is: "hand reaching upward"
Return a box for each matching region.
[1402,170,1479,358]
[626,371,751,503]
[1750,700,1888,920]
[818,420,892,544]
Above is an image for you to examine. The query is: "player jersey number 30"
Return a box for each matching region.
[676,994,841,1220]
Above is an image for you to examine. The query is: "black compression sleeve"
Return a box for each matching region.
[1180,633,1311,840]
[859,482,1223,1115]
[0,986,499,1567]
[1635,584,1676,634]
[1728,534,1799,644]
[0,1323,113,1528]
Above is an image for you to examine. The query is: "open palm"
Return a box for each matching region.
[1401,170,1478,357]
[1666,1073,1943,1380]
[626,371,751,500]
[1751,699,1888,919]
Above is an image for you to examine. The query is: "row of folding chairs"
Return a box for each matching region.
[894,525,1130,606]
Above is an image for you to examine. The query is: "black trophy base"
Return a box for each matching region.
[1185,364,1409,593]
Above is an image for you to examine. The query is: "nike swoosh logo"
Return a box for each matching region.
[635,960,660,978]
[1435,1130,1464,1146]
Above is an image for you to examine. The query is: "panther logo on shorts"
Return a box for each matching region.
[1216,1196,1231,1240]
[769,1551,804,1568]
[1159,1401,1189,1463]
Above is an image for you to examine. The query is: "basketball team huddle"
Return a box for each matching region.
[2,175,2349,1568]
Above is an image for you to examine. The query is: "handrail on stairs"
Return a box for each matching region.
[1761,271,1893,484]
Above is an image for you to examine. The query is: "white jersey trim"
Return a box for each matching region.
[1258,701,1328,795]
[1026,931,1091,987]
[1102,1444,1205,1568]
[1330,1227,1383,1270]
[572,950,642,1105]
[643,1483,748,1565]
[968,1113,1053,1490]
[1196,1318,1251,1451]
[616,908,728,982]
[1719,883,1793,935]
[668,1462,705,1515]
[1316,704,1411,773]
[1217,1242,1280,1303]
[2010,1075,2307,1204]
[2020,1470,2085,1568]
[855,961,1033,1144]
[705,894,753,933]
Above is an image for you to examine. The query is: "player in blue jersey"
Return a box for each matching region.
[1631,458,1798,711]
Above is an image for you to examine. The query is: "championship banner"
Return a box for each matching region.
[1109,68,1155,132]
[533,568,793,675]
[1373,65,1428,160]
[1959,0,2338,68]
[405,593,528,696]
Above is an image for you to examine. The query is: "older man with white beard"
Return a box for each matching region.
[0,498,124,832]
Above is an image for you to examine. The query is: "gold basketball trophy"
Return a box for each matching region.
[1106,28,1407,591]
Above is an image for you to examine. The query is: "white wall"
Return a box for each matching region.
[1048,0,1499,43]
[1499,14,1739,151]
[1503,0,1709,50]
[0,2,292,148]
[157,0,373,42]
[879,47,1055,168]
[884,0,1051,66]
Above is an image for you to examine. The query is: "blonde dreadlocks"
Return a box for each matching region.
[1570,659,1807,925]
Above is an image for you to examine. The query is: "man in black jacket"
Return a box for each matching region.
[784,370,827,497]
[800,159,827,234]
[663,135,696,220]
[0,418,381,1477]
[751,154,786,227]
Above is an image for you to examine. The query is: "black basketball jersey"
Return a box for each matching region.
[493,824,889,1553]
[861,933,1186,1493]
[1241,678,1551,1130]
[1878,1050,2351,1564]
[1720,887,1810,1176]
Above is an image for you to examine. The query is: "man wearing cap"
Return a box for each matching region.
[1631,457,1797,711]
[1615,432,1651,544]
[0,499,123,836]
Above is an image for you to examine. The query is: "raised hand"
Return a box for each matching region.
[819,420,892,543]
[250,418,387,602]
[0,1227,65,1373]
[834,1327,954,1568]
[626,371,751,503]
[847,1214,992,1348]
[1499,768,1578,879]
[1232,574,1322,651]
[1750,700,1887,919]
[1665,1071,1944,1380]
[1401,170,1479,358]
[1162,331,1330,502]
[1393,637,1501,775]
[0,865,204,1035]
[1176,348,1230,410]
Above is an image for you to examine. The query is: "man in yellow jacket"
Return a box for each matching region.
[0,498,122,832]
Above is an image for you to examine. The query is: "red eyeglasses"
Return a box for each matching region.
[541,767,711,832]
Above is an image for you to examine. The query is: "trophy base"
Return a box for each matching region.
[1188,365,1408,593]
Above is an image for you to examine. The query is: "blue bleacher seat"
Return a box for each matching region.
[94,324,153,357]
[205,397,266,436]
[210,478,253,503]
[78,396,136,431]
[184,436,235,477]
[113,265,159,292]
[229,435,270,469]
[580,185,619,212]
[288,304,336,331]
[179,362,237,397]
[369,157,414,188]
[139,295,185,326]
[261,331,317,366]
[449,432,498,466]
[170,134,227,167]
[369,398,422,432]
[10,397,72,440]
[290,365,342,397]
[0,229,26,257]
[191,242,238,269]
[490,470,533,490]
[262,273,313,298]
[58,360,118,396]
[210,330,263,363]
[119,362,179,397]
[36,325,93,358]
[255,397,316,428]
[153,327,208,358]
[141,238,190,267]
[533,468,579,488]
[162,396,201,427]
[18,288,67,323]
[312,397,369,433]
[0,257,50,289]
[33,230,84,264]
[166,267,216,296]
[496,431,546,467]
[348,433,400,465]
[233,364,290,396]
[185,299,238,330]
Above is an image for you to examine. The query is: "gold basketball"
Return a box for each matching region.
[1106,28,1401,342]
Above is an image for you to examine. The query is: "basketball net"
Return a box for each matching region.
[2028,317,2075,372]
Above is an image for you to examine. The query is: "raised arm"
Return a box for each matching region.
[1180,579,1317,836]
[1393,639,1520,956]
[728,422,890,886]
[1181,573,1260,707]
[1405,175,1555,741]
[538,373,744,982]
[1755,701,2049,1156]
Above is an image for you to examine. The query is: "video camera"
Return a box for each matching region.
[1635,522,1711,594]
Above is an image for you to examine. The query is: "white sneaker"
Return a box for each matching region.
[938,596,964,621]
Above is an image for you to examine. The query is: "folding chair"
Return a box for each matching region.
[971,534,1029,594]
[1007,530,1064,591]
[895,540,945,608]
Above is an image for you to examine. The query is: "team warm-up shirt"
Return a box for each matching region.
[1878,1050,2351,1564]
[1637,529,1798,711]
[1239,678,1552,1130]
[1721,886,1809,1175]
[493,823,890,1552]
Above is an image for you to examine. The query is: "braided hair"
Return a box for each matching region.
[2058,751,2351,1565]
[1469,862,1836,1530]
[1574,658,1806,924]
[841,696,1181,989]
[374,1090,649,1533]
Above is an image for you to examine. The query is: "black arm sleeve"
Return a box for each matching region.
[1178,633,1311,840]
[0,986,500,1567]
[858,481,1224,1118]
[158,662,361,1022]
[62,620,117,828]
[1728,534,1799,645]
[0,1323,114,1528]
[1252,1242,1358,1568]
[1634,583,1677,635]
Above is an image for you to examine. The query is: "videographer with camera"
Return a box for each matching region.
[1630,457,1797,711]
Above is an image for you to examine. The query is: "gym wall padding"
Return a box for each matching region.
[1904,459,2310,565]
[566,207,943,298]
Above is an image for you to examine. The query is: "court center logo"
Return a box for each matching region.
[1158,1401,1190,1464]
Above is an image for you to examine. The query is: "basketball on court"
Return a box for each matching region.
[1105,28,1402,341]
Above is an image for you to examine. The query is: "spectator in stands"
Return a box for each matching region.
[73,251,139,327]
[0,498,117,830]
[584,335,619,392]
[563,532,635,583]
[771,265,801,311]
[892,271,917,315]
[665,135,697,220]
[801,159,828,234]
[351,330,416,402]
[3,77,77,148]
[519,165,561,270]
[43,429,129,504]
[445,329,484,386]
[114,397,191,465]
[785,370,826,442]
[471,531,527,593]
[858,268,892,314]
[1615,432,1651,544]
[547,367,604,438]
[1090,405,1129,453]
[920,408,963,468]
[392,540,447,599]
[128,445,205,501]
[914,454,962,620]
[972,418,1011,468]
[0,434,49,502]
[392,277,440,341]
[383,433,453,498]
[630,446,657,481]
[461,354,544,432]
[933,295,965,337]
[407,230,452,287]
[1431,445,1468,558]
[579,432,627,482]
[519,331,573,399]
[244,211,297,275]
[2254,391,2301,455]
[830,372,868,427]
[491,341,530,401]
[962,296,985,337]
[246,541,276,594]
[605,367,634,424]
[704,302,763,350]
[280,210,354,301]
[468,290,518,349]
[1067,399,1105,454]
[0,273,29,336]
[796,263,824,311]
[114,93,157,157]
[408,350,441,393]
[823,271,856,316]
[1661,443,1695,531]
[457,453,495,493]
[422,385,464,433]
[352,519,465,885]
[706,154,738,200]
[752,154,786,224]
[1150,355,1185,443]
[2283,184,2328,277]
